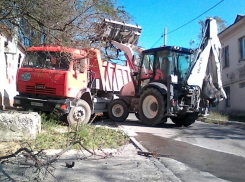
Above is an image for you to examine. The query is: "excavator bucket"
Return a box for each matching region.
[94,19,142,46]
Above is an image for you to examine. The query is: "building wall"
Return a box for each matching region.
[214,17,245,116]
[0,34,25,109]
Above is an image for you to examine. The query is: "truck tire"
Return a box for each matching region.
[135,112,140,121]
[171,113,198,126]
[108,99,129,122]
[139,88,166,126]
[67,100,91,126]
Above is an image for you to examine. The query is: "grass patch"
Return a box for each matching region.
[206,112,229,121]
[199,112,229,125]
[30,112,129,151]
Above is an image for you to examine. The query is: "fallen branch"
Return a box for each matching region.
[137,151,175,158]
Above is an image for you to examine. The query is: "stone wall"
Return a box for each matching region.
[0,111,41,142]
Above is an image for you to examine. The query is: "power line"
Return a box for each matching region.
[151,0,224,48]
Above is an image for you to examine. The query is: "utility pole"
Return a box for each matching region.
[164,27,167,46]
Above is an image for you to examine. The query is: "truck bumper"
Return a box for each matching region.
[13,95,70,114]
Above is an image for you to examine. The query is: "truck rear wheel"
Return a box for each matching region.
[108,99,129,122]
[135,112,140,121]
[67,100,91,126]
[171,113,198,126]
[139,88,166,126]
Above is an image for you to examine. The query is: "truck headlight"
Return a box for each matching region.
[14,100,20,104]
[55,104,61,109]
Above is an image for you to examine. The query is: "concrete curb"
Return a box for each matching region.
[229,120,245,129]
[117,123,181,182]
[199,118,245,129]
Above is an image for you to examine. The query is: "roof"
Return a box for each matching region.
[219,15,245,36]
[143,46,194,54]
[234,15,245,23]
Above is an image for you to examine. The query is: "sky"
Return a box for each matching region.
[117,0,245,49]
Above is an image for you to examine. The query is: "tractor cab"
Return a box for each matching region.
[137,46,194,93]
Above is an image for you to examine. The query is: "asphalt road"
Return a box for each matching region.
[120,114,245,182]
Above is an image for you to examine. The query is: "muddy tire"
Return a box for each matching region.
[108,99,129,122]
[171,113,198,126]
[67,100,91,126]
[139,88,166,126]
[162,117,168,123]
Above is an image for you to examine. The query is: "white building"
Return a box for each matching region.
[0,26,25,109]
[216,15,245,116]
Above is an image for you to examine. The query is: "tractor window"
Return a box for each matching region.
[155,50,173,80]
[175,54,192,83]
[155,50,192,83]
[141,53,154,75]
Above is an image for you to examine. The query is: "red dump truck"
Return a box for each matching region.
[13,45,132,119]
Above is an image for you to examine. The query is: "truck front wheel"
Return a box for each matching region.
[67,100,91,126]
[139,88,166,126]
[108,99,129,122]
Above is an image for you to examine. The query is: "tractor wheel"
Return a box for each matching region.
[162,117,168,123]
[108,99,129,122]
[139,88,166,126]
[67,100,91,126]
[171,113,198,126]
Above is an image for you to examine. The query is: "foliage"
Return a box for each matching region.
[0,0,132,48]
[198,16,227,40]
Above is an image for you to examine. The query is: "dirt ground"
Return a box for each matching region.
[0,142,22,157]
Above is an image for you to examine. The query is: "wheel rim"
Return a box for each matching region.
[112,104,124,117]
[73,106,86,122]
[142,95,158,119]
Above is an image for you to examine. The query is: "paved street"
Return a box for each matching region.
[119,114,245,182]
[1,113,244,181]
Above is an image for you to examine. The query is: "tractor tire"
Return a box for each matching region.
[108,99,129,122]
[171,113,198,126]
[162,117,168,123]
[139,88,166,126]
[67,100,91,126]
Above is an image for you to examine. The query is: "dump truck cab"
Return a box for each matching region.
[14,45,88,113]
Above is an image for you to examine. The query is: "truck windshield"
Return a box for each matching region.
[22,51,70,70]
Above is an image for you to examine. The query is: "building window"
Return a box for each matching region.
[224,86,230,107]
[239,36,245,60]
[223,46,229,68]
[239,82,245,88]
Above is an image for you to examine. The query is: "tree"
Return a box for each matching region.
[198,16,227,40]
[0,0,132,48]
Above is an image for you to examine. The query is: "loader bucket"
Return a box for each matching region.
[94,19,142,46]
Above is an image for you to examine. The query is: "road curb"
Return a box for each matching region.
[199,118,245,129]
[117,123,181,182]
[229,121,245,129]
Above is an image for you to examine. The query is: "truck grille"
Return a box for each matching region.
[26,85,56,95]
